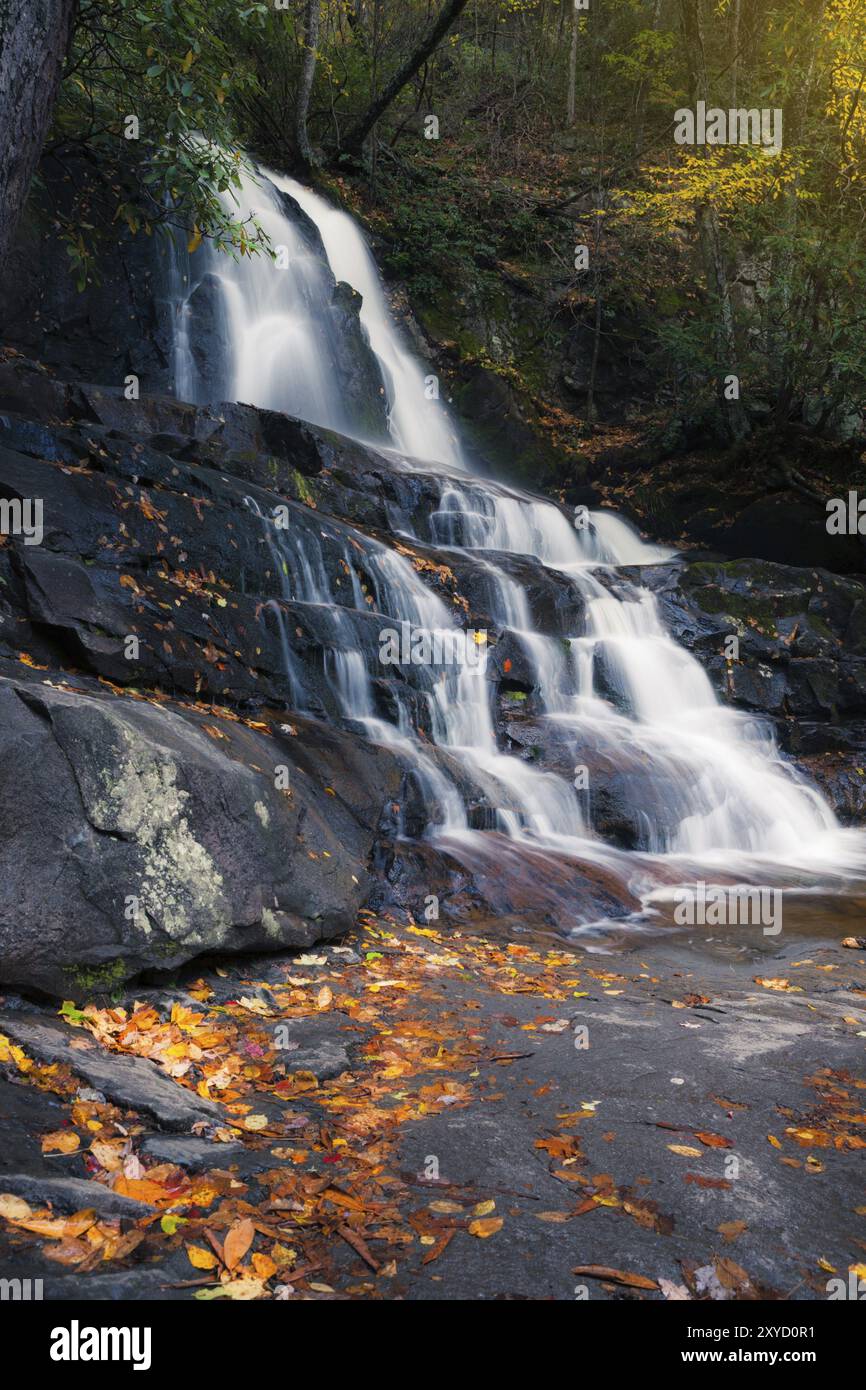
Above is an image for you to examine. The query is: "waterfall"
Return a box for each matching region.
[273,175,464,470]
[173,164,464,467]
[171,162,866,928]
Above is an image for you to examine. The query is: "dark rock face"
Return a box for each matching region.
[0,155,175,393]
[0,156,390,443]
[0,348,863,993]
[590,432,866,574]
[644,557,866,722]
[0,676,399,996]
[0,356,423,994]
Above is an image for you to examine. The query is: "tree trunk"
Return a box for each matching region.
[633,0,663,155]
[340,0,471,155]
[679,0,750,442]
[295,0,321,170]
[0,0,78,273]
[772,0,828,422]
[730,0,741,105]
[566,3,579,127]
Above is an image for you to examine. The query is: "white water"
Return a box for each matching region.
[275,175,464,470]
[170,165,464,467]
[171,163,866,924]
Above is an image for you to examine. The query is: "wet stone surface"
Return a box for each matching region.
[0,916,863,1301]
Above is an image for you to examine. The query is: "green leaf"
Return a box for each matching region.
[59,1000,88,1024]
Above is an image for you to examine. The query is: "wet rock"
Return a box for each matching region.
[379,834,633,932]
[0,1016,221,1130]
[647,556,866,720]
[269,1014,354,1079]
[138,1136,244,1170]
[0,1077,78,1179]
[792,752,866,826]
[0,1173,155,1217]
[0,674,401,995]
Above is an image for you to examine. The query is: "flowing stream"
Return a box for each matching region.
[169,164,866,935]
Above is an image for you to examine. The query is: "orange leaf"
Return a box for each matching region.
[41,1130,80,1154]
[694,1131,732,1149]
[223,1217,255,1271]
[573,1264,658,1290]
[468,1217,503,1238]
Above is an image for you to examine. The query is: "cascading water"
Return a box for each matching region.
[274,175,464,470]
[170,164,464,467]
[171,161,866,932]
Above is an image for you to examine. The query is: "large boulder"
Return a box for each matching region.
[0,674,401,996]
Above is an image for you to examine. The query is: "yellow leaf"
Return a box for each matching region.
[0,1194,32,1221]
[187,225,203,255]
[41,1131,80,1154]
[195,1278,265,1301]
[182,49,195,73]
[187,1244,219,1270]
[473,1199,496,1217]
[468,1217,503,1238]
[668,1144,703,1157]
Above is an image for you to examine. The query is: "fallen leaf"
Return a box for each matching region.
[659,1277,691,1300]
[223,1218,255,1271]
[468,1217,503,1238]
[187,1244,219,1271]
[573,1264,658,1291]
[718,1220,747,1243]
[41,1131,80,1155]
[195,1278,265,1301]
[695,1131,732,1149]
[0,1194,32,1221]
